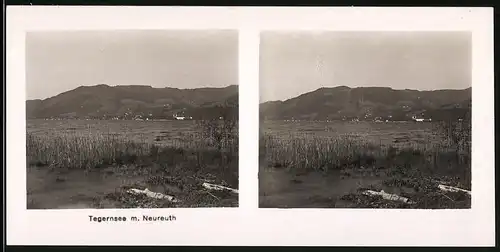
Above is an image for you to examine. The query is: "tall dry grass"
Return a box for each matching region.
[27,119,239,173]
[262,134,385,172]
[260,119,471,175]
[27,132,151,170]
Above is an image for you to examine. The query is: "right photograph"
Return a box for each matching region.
[259,31,472,209]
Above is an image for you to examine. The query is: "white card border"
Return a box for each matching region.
[6,6,495,246]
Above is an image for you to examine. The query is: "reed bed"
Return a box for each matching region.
[260,120,471,175]
[262,134,384,172]
[27,119,239,172]
[27,132,145,170]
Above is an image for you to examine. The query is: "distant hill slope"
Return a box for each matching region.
[260,86,471,121]
[26,84,238,120]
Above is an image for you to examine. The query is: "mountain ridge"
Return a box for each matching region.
[260,86,471,121]
[26,84,238,120]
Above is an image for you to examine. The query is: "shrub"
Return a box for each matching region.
[196,117,238,153]
[434,116,471,155]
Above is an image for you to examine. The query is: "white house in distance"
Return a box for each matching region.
[412,115,432,122]
[173,114,193,120]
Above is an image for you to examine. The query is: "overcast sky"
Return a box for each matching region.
[259,31,472,103]
[26,30,238,100]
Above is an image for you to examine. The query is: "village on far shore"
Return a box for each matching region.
[38,112,459,123]
[38,112,226,121]
[33,102,466,123]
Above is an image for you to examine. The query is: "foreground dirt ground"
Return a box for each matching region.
[27,165,238,209]
[259,166,470,209]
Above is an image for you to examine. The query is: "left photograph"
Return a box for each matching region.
[26,30,239,209]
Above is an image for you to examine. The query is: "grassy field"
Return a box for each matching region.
[259,120,471,209]
[27,119,238,209]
